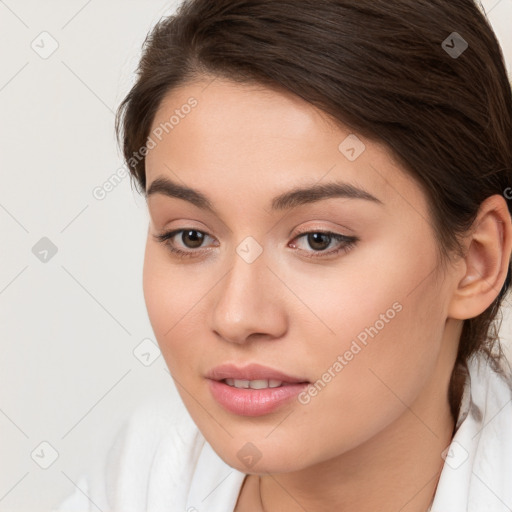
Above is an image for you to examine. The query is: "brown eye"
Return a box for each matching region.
[153,228,215,259]
[180,229,205,249]
[154,228,358,261]
[290,230,359,259]
[306,232,332,251]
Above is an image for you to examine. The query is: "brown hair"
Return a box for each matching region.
[116,0,512,421]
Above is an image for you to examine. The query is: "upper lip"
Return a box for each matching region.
[206,363,309,383]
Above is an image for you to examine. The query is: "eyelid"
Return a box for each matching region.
[289,229,358,258]
[291,223,355,238]
[152,226,347,246]
[153,228,217,250]
[154,226,358,260]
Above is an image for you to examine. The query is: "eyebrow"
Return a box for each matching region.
[146,176,382,213]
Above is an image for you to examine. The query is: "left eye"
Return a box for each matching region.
[153,229,358,260]
[289,231,358,259]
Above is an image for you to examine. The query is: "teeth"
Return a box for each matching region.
[224,379,284,389]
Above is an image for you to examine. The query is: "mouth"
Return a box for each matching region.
[206,363,310,416]
[222,378,292,389]
[206,362,308,384]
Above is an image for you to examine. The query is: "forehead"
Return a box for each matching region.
[148,78,338,161]
[145,78,427,215]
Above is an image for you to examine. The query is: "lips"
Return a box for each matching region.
[206,363,309,384]
[206,363,310,416]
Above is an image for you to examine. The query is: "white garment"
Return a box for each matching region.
[53,352,512,512]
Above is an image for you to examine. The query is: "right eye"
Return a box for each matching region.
[153,229,217,258]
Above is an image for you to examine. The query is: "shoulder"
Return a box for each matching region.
[53,394,205,512]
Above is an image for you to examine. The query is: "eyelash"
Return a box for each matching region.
[153,228,358,260]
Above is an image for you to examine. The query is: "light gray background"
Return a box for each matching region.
[0,1,511,511]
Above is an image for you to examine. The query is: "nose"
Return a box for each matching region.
[209,244,288,345]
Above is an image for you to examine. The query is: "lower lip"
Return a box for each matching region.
[208,379,308,416]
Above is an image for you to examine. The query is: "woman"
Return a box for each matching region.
[55,0,512,510]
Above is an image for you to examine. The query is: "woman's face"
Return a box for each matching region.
[143,77,460,473]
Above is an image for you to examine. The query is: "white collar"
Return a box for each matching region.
[430,353,512,511]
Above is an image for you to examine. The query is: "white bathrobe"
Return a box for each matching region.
[53,351,512,512]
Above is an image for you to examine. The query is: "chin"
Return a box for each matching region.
[205,434,313,474]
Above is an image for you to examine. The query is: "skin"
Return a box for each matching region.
[142,77,512,511]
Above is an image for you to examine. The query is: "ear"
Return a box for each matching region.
[448,194,512,320]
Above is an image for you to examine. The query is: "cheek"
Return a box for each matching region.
[265,284,447,469]
[142,238,246,391]
[142,241,205,369]
[288,236,445,424]
[281,231,441,348]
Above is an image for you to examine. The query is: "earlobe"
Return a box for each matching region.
[448,195,512,320]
